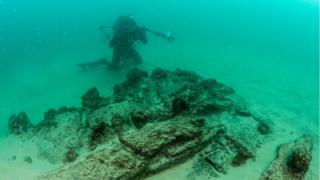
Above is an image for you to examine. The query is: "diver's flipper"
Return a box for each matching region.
[78,58,110,72]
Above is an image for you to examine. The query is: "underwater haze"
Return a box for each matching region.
[0,0,318,179]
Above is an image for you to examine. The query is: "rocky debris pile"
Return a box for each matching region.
[40,145,146,180]
[8,107,86,164]
[8,112,33,135]
[188,112,267,179]
[8,68,272,179]
[120,117,218,174]
[81,87,110,111]
[37,109,86,164]
[260,135,313,180]
[112,68,238,119]
[39,118,218,180]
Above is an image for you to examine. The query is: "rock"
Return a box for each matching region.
[8,112,33,135]
[119,117,218,173]
[130,110,149,129]
[172,97,189,116]
[126,68,148,85]
[81,87,109,111]
[257,122,271,135]
[86,101,135,128]
[40,117,219,179]
[287,150,311,177]
[36,107,79,130]
[24,156,33,164]
[111,68,239,120]
[112,69,148,103]
[151,68,169,80]
[110,113,131,136]
[172,68,202,83]
[44,109,58,122]
[195,101,232,115]
[190,113,265,177]
[231,96,252,117]
[202,142,236,174]
[63,148,79,163]
[231,151,252,167]
[196,132,253,175]
[260,135,313,180]
[7,67,270,178]
[89,122,110,150]
[120,118,203,157]
[234,104,251,117]
[39,145,146,180]
[35,110,85,163]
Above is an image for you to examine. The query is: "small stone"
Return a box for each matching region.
[231,152,250,167]
[64,149,79,163]
[257,122,270,135]
[24,156,32,164]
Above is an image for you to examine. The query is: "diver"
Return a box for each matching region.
[108,15,146,69]
[100,15,174,70]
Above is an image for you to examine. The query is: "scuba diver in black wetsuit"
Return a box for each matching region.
[100,15,175,70]
[108,15,146,69]
[78,15,174,72]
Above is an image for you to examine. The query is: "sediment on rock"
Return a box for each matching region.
[39,117,219,180]
[39,145,147,180]
[260,135,313,180]
[7,67,272,179]
[81,87,110,111]
[8,111,33,135]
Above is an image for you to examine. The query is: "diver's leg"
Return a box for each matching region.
[110,48,121,69]
[128,47,143,65]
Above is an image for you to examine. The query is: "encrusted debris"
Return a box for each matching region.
[7,68,272,179]
[8,112,33,135]
[81,87,110,111]
[260,135,313,180]
[40,145,147,180]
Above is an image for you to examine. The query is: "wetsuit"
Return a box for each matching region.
[109,16,147,69]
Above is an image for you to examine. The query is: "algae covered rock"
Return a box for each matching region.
[35,110,86,163]
[150,67,169,80]
[130,110,150,129]
[81,87,110,111]
[8,111,33,135]
[260,135,313,180]
[63,148,79,163]
[8,67,272,179]
[119,118,206,158]
[85,100,135,128]
[187,112,268,179]
[39,145,147,180]
[34,106,79,131]
[40,117,219,179]
[88,122,110,150]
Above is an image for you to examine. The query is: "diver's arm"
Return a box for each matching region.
[143,27,174,42]
[136,27,148,44]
